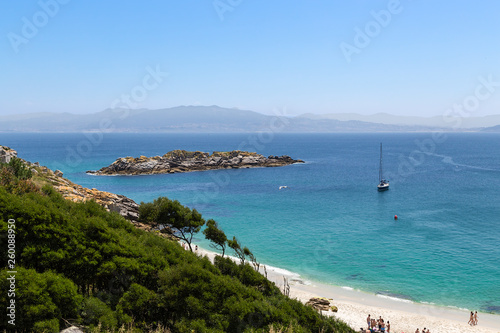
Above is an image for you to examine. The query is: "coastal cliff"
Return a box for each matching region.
[87,150,304,175]
[47,170,141,224]
[33,163,142,223]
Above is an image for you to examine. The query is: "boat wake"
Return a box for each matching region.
[422,152,500,172]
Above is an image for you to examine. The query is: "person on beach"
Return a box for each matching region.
[474,311,478,325]
[379,316,385,330]
[415,328,419,333]
[386,321,390,333]
[468,311,474,325]
[367,314,371,329]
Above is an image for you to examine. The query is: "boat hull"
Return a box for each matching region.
[377,183,389,191]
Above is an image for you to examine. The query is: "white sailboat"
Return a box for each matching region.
[377,143,389,191]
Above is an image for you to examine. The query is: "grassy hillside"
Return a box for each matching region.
[0,158,355,332]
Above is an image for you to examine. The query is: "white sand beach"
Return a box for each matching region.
[192,244,500,333]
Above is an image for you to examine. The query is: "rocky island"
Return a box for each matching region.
[87,150,304,176]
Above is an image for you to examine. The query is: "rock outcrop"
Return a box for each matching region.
[0,145,17,164]
[87,150,304,176]
[23,161,141,225]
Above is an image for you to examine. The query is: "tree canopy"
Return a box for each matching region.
[228,236,247,265]
[139,196,205,251]
[203,219,228,257]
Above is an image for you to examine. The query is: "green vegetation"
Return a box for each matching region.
[162,150,208,159]
[139,197,205,252]
[0,157,37,194]
[0,162,355,332]
[228,236,249,265]
[1,157,32,180]
[203,219,228,257]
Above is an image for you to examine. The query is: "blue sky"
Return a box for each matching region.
[1,0,499,117]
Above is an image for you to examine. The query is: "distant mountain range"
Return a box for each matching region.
[1,106,499,132]
[297,112,500,129]
[481,125,500,132]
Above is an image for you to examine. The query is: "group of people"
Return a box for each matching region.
[364,315,435,333]
[468,311,479,326]
[363,309,482,333]
[364,314,390,332]
[363,310,481,332]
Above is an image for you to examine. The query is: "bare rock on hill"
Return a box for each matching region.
[60,326,85,333]
[34,165,142,225]
[0,145,17,163]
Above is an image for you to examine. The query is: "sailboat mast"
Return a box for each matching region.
[377,143,389,191]
[379,143,383,181]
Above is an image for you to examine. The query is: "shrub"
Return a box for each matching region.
[0,268,81,331]
[117,283,160,325]
[81,297,117,330]
[6,157,32,180]
[32,318,59,333]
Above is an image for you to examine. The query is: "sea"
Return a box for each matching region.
[1,132,499,314]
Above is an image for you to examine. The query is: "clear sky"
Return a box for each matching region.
[1,1,499,117]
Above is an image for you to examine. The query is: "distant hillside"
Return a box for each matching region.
[0,106,271,132]
[0,105,495,132]
[298,112,500,129]
[482,125,500,132]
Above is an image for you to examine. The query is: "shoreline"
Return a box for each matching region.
[192,243,500,333]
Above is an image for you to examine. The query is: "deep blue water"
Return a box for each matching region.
[1,132,499,313]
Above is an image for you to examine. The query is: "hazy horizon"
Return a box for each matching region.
[1,106,500,119]
[1,1,499,118]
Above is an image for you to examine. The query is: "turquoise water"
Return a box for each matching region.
[1,132,499,313]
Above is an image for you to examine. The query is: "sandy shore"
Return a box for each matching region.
[191,243,500,333]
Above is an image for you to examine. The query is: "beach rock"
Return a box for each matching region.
[87,150,304,176]
[54,169,64,177]
[305,297,332,312]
